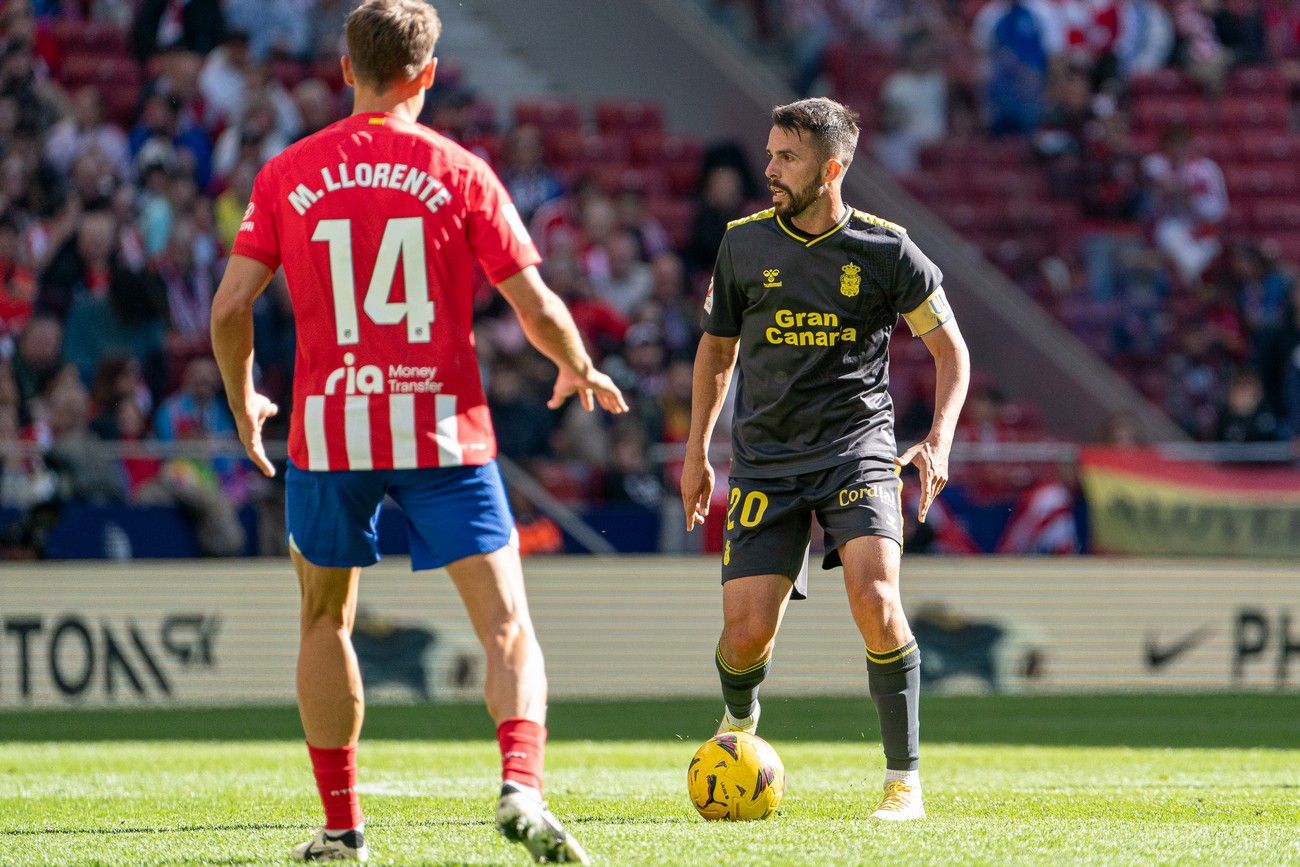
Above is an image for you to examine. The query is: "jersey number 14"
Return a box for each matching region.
[312,216,435,346]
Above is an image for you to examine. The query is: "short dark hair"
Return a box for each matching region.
[346,0,441,90]
[771,97,861,167]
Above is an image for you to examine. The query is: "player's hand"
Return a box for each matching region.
[896,435,950,523]
[235,392,279,478]
[680,450,714,532]
[548,367,629,414]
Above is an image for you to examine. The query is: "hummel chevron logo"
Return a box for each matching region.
[1144,625,1213,671]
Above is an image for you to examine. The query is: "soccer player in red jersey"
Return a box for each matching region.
[211,1,623,861]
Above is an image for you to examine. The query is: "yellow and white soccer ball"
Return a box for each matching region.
[687,732,785,820]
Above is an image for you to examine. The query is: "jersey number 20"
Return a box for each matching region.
[312,217,435,346]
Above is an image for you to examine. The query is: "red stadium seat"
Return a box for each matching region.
[60,52,141,89]
[270,58,306,90]
[310,57,346,92]
[594,101,664,134]
[1235,132,1300,163]
[626,129,667,165]
[1258,230,1300,265]
[50,19,126,54]
[1226,67,1288,98]
[1131,96,1213,131]
[1129,68,1198,98]
[541,127,585,165]
[646,197,695,249]
[513,99,582,130]
[1249,198,1300,231]
[1220,98,1289,131]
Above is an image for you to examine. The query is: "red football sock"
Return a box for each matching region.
[307,742,365,831]
[497,718,546,793]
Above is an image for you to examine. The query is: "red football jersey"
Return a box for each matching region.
[232,112,540,471]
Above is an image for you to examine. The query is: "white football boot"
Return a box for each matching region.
[869,774,926,821]
[715,702,760,735]
[290,827,369,861]
[496,781,590,864]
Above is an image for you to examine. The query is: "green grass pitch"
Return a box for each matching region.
[2,694,1297,865]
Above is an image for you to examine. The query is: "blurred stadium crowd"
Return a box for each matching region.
[0,0,1295,558]
[714,0,1300,445]
[0,0,770,557]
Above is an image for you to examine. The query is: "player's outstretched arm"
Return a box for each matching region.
[211,254,279,478]
[682,333,740,532]
[896,316,970,522]
[496,266,628,414]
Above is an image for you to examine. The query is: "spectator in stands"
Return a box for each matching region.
[486,362,554,461]
[685,164,744,273]
[783,0,834,95]
[62,259,167,388]
[1172,0,1232,90]
[197,31,252,132]
[601,422,662,509]
[88,353,151,439]
[0,398,55,512]
[129,0,223,61]
[0,32,63,139]
[45,375,125,502]
[1166,322,1228,437]
[1282,331,1300,446]
[44,86,131,180]
[302,0,355,62]
[10,314,60,424]
[592,230,653,316]
[292,78,338,141]
[144,357,245,555]
[875,32,949,175]
[542,249,627,361]
[972,0,1066,135]
[619,321,667,401]
[1098,410,1144,444]
[214,158,256,249]
[68,149,118,211]
[155,216,217,348]
[223,0,305,61]
[36,209,116,320]
[128,92,213,189]
[616,184,671,260]
[1213,0,1269,66]
[499,124,564,223]
[643,251,698,356]
[211,97,290,182]
[1214,368,1285,441]
[153,355,233,441]
[1141,125,1228,286]
[1232,242,1293,408]
[1116,0,1175,76]
[0,212,35,335]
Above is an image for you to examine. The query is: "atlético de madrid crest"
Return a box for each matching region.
[840,262,861,297]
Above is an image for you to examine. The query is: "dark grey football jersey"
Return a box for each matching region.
[702,206,949,478]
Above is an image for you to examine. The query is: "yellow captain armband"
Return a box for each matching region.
[901,288,953,336]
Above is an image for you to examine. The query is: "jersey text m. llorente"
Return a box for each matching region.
[232,112,540,472]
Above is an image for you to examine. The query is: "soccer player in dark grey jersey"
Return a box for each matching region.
[681,97,970,821]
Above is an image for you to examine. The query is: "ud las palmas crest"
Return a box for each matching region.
[840,262,861,297]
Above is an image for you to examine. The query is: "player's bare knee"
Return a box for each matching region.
[721,619,777,666]
[854,577,901,618]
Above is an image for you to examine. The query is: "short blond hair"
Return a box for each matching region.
[345,0,442,90]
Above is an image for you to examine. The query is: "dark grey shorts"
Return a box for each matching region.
[720,458,903,600]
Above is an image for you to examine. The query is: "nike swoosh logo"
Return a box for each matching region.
[1145,625,1213,670]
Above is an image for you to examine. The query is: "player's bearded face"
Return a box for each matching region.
[765,127,828,218]
[768,173,822,218]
